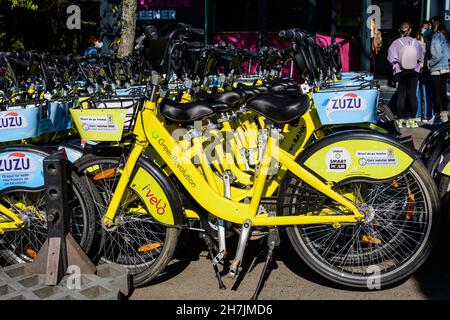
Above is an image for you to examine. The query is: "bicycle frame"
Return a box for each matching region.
[102,99,364,228]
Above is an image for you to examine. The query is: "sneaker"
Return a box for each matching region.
[428,115,439,125]
[410,119,419,128]
[405,119,412,128]
[396,119,404,128]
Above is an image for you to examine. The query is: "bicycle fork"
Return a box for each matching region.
[102,142,145,226]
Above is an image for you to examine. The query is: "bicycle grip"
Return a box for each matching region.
[278,30,295,41]
[190,28,205,37]
[277,46,294,60]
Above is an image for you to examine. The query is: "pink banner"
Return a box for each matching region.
[213,32,259,74]
[314,34,350,72]
[214,32,351,79]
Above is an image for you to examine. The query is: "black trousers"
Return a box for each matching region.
[431,73,449,113]
[395,70,419,118]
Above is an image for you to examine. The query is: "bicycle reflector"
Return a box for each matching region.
[138,242,162,252]
[406,194,415,220]
[24,247,37,259]
[93,168,116,181]
[360,234,382,245]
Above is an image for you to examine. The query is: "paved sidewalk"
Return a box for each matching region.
[132,126,450,300]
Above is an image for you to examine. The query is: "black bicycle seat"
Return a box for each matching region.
[246,94,310,124]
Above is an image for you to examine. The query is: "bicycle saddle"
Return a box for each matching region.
[234,83,270,99]
[269,82,299,92]
[267,77,298,87]
[246,93,310,124]
[196,90,243,107]
[160,98,221,124]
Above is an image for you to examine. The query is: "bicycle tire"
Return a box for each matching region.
[279,160,440,288]
[74,154,179,287]
[0,172,97,263]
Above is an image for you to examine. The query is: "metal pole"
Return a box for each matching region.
[360,0,372,72]
[308,0,317,33]
[258,0,269,48]
[204,0,209,45]
[331,0,337,42]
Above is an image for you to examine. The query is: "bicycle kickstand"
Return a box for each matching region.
[250,228,280,300]
[247,237,267,274]
[199,232,226,290]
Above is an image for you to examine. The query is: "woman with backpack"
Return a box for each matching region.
[428,16,450,124]
[388,22,425,128]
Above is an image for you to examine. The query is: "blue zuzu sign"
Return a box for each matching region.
[312,89,379,125]
[0,102,72,143]
[0,112,27,129]
[0,151,44,191]
[0,153,33,172]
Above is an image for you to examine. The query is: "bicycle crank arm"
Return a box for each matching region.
[227,220,252,279]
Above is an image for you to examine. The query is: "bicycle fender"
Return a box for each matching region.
[128,155,187,227]
[299,130,417,183]
[419,121,450,162]
[435,148,450,177]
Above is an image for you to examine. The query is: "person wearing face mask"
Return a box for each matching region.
[84,36,103,56]
[428,16,450,124]
[416,21,434,123]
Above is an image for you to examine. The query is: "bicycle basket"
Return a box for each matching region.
[70,96,142,141]
[312,89,379,126]
[0,101,41,142]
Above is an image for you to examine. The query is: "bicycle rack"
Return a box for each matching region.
[0,150,131,300]
[26,150,96,284]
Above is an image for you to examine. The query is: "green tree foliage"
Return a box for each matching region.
[0,0,100,53]
[9,0,38,10]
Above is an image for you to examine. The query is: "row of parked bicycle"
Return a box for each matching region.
[1,23,450,298]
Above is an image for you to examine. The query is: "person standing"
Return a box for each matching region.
[416,21,434,122]
[84,37,103,56]
[388,22,425,128]
[428,16,450,124]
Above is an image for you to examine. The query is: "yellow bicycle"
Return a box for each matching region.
[68,73,439,289]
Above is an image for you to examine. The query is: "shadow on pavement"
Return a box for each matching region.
[148,230,203,286]
[143,221,450,299]
[415,220,450,299]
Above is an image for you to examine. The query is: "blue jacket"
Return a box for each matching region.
[84,46,97,56]
[428,32,450,72]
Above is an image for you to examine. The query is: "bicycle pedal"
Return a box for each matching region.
[212,250,227,266]
[226,260,241,279]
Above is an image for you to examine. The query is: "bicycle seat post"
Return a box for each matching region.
[212,170,234,266]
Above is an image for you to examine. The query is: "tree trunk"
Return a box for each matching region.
[117,0,137,58]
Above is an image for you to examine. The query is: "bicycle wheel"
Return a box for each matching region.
[74,154,179,287]
[279,160,439,288]
[0,172,97,263]
[377,101,396,123]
